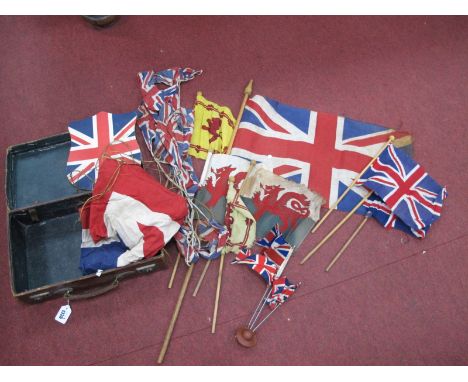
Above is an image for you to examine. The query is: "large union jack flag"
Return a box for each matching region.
[360,144,447,232]
[231,95,412,212]
[233,253,278,284]
[66,111,141,191]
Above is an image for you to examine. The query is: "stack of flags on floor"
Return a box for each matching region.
[63,67,447,362]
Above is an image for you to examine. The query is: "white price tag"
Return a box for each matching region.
[55,305,72,325]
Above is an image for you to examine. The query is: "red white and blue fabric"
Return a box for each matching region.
[231,95,412,212]
[79,158,188,274]
[137,67,202,196]
[175,218,229,262]
[359,144,447,233]
[66,111,140,191]
[256,223,292,267]
[233,253,278,284]
[363,194,428,238]
[136,67,202,264]
[232,247,253,263]
[266,276,298,309]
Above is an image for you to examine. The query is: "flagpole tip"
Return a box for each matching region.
[235,326,257,348]
[245,80,254,96]
[389,135,395,142]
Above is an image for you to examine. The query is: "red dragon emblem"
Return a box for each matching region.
[251,184,311,231]
[205,166,247,208]
[202,117,222,143]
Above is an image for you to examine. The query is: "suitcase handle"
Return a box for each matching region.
[64,271,134,301]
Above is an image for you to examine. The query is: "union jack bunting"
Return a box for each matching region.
[233,253,278,285]
[266,276,298,309]
[196,219,229,261]
[360,144,447,232]
[256,224,292,267]
[231,95,412,212]
[136,67,202,264]
[137,67,201,196]
[66,111,140,191]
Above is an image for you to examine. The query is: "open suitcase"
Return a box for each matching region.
[6,133,168,303]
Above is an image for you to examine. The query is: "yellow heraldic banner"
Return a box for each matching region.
[189,92,236,159]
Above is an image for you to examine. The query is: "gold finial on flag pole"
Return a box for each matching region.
[226,80,253,154]
[311,136,395,234]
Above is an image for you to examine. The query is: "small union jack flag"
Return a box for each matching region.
[364,195,428,238]
[266,276,298,309]
[233,253,278,284]
[360,144,447,232]
[256,223,292,267]
[232,247,253,263]
[66,111,141,191]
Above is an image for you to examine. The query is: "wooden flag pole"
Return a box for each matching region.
[211,252,225,333]
[325,212,371,272]
[226,79,253,154]
[157,263,195,364]
[311,136,395,234]
[167,250,180,289]
[301,190,374,265]
[192,259,211,297]
[211,161,256,334]
[209,80,254,334]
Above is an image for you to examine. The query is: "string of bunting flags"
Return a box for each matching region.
[63,67,447,363]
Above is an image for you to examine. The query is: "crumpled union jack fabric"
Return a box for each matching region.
[137,67,201,196]
[266,276,298,309]
[359,144,447,236]
[256,223,293,268]
[136,67,228,264]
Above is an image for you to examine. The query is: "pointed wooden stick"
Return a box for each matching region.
[210,81,254,333]
[226,79,253,154]
[301,190,373,264]
[211,252,225,334]
[192,259,211,297]
[325,213,371,272]
[157,263,194,364]
[167,251,181,289]
[311,136,394,234]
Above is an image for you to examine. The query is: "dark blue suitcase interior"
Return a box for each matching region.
[7,134,89,294]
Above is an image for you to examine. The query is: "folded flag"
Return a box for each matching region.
[79,158,188,274]
[231,94,412,213]
[266,276,298,309]
[233,253,278,284]
[188,92,236,159]
[359,144,447,233]
[80,206,128,275]
[223,178,256,254]
[240,166,324,249]
[256,223,292,267]
[66,111,141,191]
